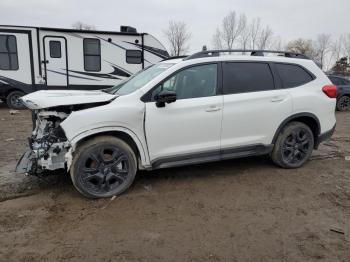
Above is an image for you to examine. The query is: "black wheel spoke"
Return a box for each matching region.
[79,144,130,195]
[281,126,313,166]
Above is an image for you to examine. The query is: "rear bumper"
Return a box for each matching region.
[315,124,336,148]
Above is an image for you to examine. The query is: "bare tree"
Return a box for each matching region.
[213,11,246,49]
[212,28,223,49]
[331,35,344,61]
[257,25,273,50]
[286,38,316,57]
[270,36,283,51]
[238,14,250,51]
[249,18,261,50]
[163,21,191,56]
[344,34,350,63]
[72,21,96,30]
[314,34,332,70]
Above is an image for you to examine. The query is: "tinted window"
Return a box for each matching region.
[0,35,18,70]
[275,63,313,88]
[329,76,349,86]
[49,41,61,58]
[223,62,274,94]
[329,76,341,85]
[83,38,101,71]
[126,50,142,64]
[152,64,218,100]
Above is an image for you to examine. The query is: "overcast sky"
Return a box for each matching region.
[1,0,349,53]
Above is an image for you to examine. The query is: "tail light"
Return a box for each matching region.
[322,85,337,98]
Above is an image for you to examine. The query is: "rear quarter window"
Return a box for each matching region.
[275,63,314,88]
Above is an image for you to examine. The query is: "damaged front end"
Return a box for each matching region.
[16,110,71,175]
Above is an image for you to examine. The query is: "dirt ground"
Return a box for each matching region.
[0,103,349,262]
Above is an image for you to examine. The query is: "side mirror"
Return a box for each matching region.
[155,90,177,108]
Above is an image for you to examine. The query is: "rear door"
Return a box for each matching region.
[220,61,293,150]
[44,37,68,87]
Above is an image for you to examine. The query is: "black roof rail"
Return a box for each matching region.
[161,55,188,61]
[184,49,310,60]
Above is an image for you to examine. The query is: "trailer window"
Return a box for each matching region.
[126,50,142,64]
[49,41,61,58]
[83,38,101,71]
[0,35,18,70]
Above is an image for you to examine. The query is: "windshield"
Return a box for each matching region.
[108,63,174,95]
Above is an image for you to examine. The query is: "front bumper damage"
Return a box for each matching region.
[15,109,71,175]
[16,141,71,175]
[16,150,34,174]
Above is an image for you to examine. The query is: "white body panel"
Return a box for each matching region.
[145,96,223,160]
[221,89,293,148]
[22,90,116,109]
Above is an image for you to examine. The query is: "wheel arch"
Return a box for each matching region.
[68,127,150,170]
[272,113,321,149]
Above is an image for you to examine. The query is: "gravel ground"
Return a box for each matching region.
[0,104,349,262]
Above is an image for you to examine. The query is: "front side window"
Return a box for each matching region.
[83,38,101,71]
[49,41,61,58]
[223,62,274,94]
[0,35,18,70]
[275,63,313,88]
[152,64,218,100]
[111,63,174,95]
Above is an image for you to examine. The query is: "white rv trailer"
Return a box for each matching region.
[0,25,169,108]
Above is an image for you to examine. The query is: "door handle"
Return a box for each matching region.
[205,105,221,112]
[271,96,285,102]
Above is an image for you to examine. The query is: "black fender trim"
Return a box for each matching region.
[272,113,321,148]
[316,124,336,148]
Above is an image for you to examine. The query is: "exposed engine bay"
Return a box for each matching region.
[16,100,112,175]
[16,109,70,175]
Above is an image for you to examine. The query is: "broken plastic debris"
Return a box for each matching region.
[9,110,20,115]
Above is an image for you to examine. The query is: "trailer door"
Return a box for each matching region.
[44,37,68,87]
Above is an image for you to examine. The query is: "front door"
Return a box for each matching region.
[44,37,68,87]
[145,63,223,165]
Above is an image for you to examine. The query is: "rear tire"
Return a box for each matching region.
[336,96,350,111]
[70,136,137,198]
[6,90,25,109]
[271,122,314,169]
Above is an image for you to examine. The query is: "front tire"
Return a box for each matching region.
[271,122,314,168]
[70,136,137,198]
[6,90,25,109]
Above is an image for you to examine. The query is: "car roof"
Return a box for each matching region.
[159,54,315,67]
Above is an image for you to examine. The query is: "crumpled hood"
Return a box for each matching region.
[21,90,117,109]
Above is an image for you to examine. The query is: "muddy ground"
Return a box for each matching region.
[0,103,349,262]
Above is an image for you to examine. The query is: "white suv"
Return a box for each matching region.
[17,50,337,198]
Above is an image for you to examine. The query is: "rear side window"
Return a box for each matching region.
[223,62,274,94]
[126,50,142,64]
[0,35,18,70]
[275,63,313,88]
[83,38,101,72]
[49,41,61,58]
